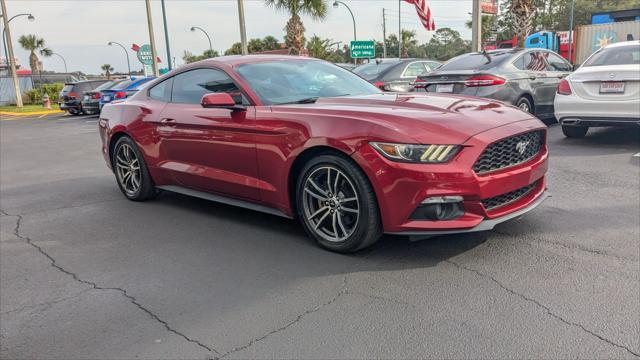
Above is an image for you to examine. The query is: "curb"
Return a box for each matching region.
[0,110,65,116]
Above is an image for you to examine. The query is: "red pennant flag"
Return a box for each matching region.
[403,0,436,31]
[131,43,140,52]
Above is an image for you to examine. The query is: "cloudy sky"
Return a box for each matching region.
[3,0,473,74]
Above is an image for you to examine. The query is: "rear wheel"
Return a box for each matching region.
[516,97,533,114]
[296,154,382,253]
[562,125,588,138]
[112,136,157,201]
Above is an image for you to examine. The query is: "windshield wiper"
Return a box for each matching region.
[280,97,319,105]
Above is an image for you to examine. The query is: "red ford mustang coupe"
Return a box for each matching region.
[99,55,548,253]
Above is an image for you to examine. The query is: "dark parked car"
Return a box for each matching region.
[99,77,155,109]
[59,80,108,115]
[81,79,127,115]
[353,58,442,92]
[414,48,573,119]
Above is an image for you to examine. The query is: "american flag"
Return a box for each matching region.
[404,0,436,31]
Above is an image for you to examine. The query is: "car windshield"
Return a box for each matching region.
[111,79,135,90]
[236,60,381,105]
[353,61,397,80]
[583,45,640,66]
[438,51,513,71]
[94,81,118,91]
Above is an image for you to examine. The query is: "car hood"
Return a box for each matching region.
[273,93,536,144]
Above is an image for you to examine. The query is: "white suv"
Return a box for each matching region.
[554,40,640,138]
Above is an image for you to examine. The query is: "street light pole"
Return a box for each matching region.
[333,1,357,63]
[190,26,213,54]
[567,0,575,64]
[237,0,248,55]
[108,41,131,76]
[144,0,159,76]
[51,53,68,73]
[2,13,34,69]
[160,0,172,70]
[0,0,23,107]
[471,0,482,52]
[382,8,387,58]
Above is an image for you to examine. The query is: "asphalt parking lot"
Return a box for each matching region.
[1,113,639,359]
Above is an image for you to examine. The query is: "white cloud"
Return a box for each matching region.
[4,0,472,74]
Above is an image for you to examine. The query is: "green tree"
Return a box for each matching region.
[18,34,52,73]
[224,43,243,56]
[424,28,470,61]
[265,0,328,55]
[248,38,265,53]
[306,35,343,62]
[182,49,220,64]
[101,64,114,79]
[262,35,281,50]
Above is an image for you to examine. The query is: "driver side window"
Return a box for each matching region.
[171,68,246,105]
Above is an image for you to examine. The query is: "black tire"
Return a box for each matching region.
[516,97,533,114]
[296,154,382,253]
[112,136,157,201]
[68,109,79,115]
[562,125,588,138]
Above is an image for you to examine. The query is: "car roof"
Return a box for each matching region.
[189,55,322,68]
[605,40,640,48]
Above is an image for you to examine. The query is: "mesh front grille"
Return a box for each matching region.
[482,181,538,211]
[473,130,544,174]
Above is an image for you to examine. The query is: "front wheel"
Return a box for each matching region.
[562,125,588,138]
[112,136,157,201]
[296,154,382,253]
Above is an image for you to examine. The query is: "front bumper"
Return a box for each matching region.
[389,190,549,240]
[352,118,548,234]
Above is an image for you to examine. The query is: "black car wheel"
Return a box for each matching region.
[112,136,157,201]
[562,125,588,138]
[296,154,382,253]
[516,97,533,114]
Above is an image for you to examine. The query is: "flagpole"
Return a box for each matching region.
[398,0,401,58]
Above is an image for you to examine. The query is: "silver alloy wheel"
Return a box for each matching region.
[519,102,530,112]
[302,166,360,243]
[115,144,141,196]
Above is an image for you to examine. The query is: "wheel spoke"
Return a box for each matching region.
[337,213,348,238]
[326,168,332,194]
[116,162,129,170]
[341,206,358,214]
[308,178,328,197]
[333,171,340,196]
[309,206,329,219]
[314,210,331,230]
[339,196,357,203]
[116,155,128,166]
[304,188,328,202]
[331,212,338,238]
[131,172,140,189]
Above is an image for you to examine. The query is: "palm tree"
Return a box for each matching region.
[264,0,328,55]
[101,64,114,79]
[18,34,52,73]
[509,0,534,47]
[262,36,281,50]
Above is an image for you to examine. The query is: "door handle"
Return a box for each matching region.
[529,75,537,80]
[160,118,176,126]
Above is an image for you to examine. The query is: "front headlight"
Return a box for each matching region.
[370,142,460,163]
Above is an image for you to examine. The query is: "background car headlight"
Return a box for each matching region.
[371,142,460,163]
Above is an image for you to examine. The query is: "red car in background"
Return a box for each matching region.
[98,55,548,253]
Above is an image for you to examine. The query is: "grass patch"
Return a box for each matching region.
[0,104,61,113]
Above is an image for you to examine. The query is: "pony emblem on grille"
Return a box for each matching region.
[516,140,530,155]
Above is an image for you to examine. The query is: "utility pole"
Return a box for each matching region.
[567,0,575,63]
[160,0,172,70]
[398,0,401,58]
[144,0,159,76]
[471,0,482,52]
[1,0,22,107]
[237,0,248,55]
[382,8,387,58]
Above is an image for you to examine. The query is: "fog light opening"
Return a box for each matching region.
[411,197,464,221]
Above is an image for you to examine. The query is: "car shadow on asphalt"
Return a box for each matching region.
[155,190,490,271]
[549,126,640,157]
